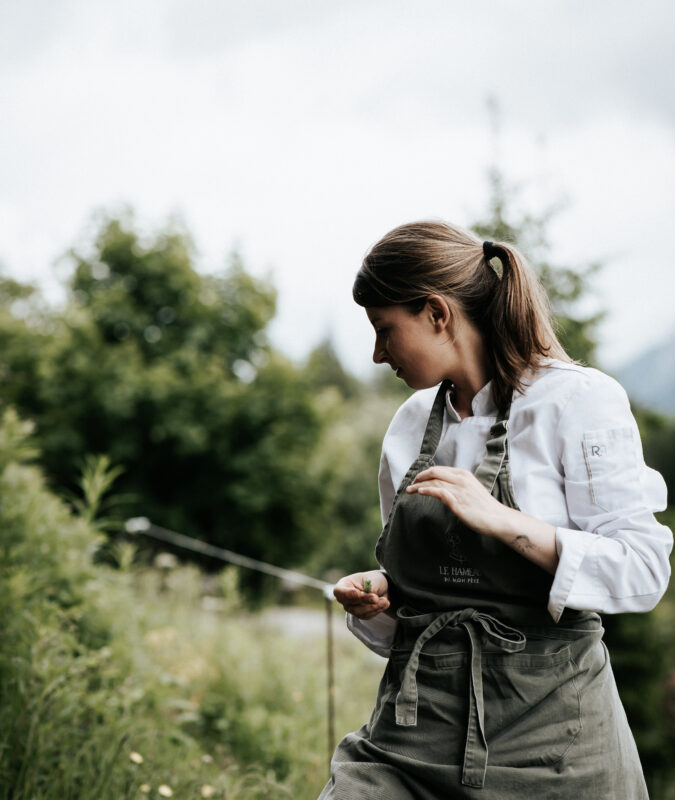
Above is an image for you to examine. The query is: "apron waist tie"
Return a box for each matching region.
[394,608,526,789]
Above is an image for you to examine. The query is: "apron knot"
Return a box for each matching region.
[394,608,526,789]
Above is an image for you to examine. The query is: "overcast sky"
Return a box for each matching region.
[1,0,674,376]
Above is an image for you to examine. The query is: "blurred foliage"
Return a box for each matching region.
[603,593,675,799]
[68,217,275,367]
[0,409,382,799]
[637,406,675,503]
[67,454,125,530]
[611,397,675,794]
[304,338,361,400]
[471,167,603,364]
[301,386,399,578]
[0,214,324,570]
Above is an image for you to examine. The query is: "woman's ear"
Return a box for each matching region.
[426,295,453,331]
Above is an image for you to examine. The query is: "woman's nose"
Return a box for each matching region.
[373,340,387,364]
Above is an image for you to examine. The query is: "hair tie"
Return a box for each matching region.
[482,240,504,278]
[483,240,496,260]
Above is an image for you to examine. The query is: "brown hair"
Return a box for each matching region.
[352,220,571,411]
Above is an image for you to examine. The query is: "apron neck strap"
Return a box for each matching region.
[418,381,513,474]
[419,380,453,457]
[473,405,513,492]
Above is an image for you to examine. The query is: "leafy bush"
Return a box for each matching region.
[0,408,384,800]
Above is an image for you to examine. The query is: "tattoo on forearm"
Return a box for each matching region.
[513,534,534,554]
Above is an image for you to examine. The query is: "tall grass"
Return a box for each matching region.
[128,568,383,799]
[0,408,384,799]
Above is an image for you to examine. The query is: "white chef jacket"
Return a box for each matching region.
[348,360,673,656]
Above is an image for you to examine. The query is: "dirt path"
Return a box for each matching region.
[259,606,352,640]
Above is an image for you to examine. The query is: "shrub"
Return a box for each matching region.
[0,409,297,799]
[0,407,384,800]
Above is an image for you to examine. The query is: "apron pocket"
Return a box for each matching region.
[482,643,581,768]
[368,651,468,766]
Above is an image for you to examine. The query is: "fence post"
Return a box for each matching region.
[324,590,336,773]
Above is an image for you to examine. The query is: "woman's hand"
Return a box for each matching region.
[333,570,390,620]
[406,466,559,574]
[406,466,510,537]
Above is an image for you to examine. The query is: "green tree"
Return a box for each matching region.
[0,214,325,568]
[302,389,397,577]
[301,339,410,577]
[304,338,361,400]
[69,215,274,367]
[0,276,49,412]
[638,406,675,501]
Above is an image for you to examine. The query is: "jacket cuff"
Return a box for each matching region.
[547,526,597,622]
[345,611,397,658]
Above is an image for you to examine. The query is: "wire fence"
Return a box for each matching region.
[124,517,338,770]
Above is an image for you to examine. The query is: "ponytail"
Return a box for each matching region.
[481,242,567,410]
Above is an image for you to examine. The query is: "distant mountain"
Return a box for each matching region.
[614,330,675,415]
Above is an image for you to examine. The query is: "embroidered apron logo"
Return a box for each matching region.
[441,526,482,582]
[446,529,467,563]
[439,564,482,583]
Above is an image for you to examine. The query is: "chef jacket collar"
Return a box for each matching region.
[444,381,497,422]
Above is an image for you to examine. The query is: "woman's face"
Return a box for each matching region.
[366,303,450,390]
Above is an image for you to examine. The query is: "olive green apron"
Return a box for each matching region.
[320,382,648,799]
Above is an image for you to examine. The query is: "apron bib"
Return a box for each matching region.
[320,382,647,799]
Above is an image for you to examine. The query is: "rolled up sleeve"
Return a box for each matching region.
[547,373,672,622]
[346,610,397,658]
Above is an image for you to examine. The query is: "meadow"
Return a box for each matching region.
[0,410,385,800]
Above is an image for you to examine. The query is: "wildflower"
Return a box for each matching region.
[201,786,216,798]
[154,552,178,570]
[139,785,151,794]
[129,751,144,764]
[158,785,174,798]
[201,754,213,764]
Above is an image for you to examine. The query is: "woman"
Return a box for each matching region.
[320,221,672,799]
